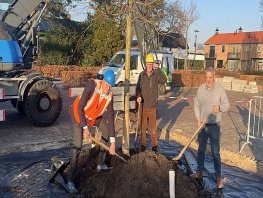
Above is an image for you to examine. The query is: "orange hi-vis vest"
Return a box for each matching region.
[73,80,113,126]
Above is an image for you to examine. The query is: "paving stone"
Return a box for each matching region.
[1,86,262,173]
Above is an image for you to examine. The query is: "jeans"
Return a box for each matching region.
[141,107,158,149]
[68,118,110,182]
[197,124,221,178]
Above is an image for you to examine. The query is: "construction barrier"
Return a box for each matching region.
[240,96,263,153]
[0,88,5,121]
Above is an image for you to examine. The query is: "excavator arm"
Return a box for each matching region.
[0,0,48,70]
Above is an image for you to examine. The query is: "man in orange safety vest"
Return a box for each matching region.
[67,69,116,194]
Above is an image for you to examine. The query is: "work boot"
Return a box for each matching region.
[190,171,203,179]
[140,145,146,152]
[217,177,224,189]
[67,181,78,194]
[152,146,158,153]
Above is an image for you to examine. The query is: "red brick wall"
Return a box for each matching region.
[32,66,263,90]
[172,70,205,87]
[173,70,263,91]
[32,65,100,87]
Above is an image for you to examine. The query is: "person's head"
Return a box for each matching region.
[205,67,215,88]
[102,69,115,94]
[145,54,154,73]
[153,60,160,70]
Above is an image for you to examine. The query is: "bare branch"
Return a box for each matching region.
[260,0,263,28]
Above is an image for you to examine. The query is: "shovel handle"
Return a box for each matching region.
[90,136,127,163]
[135,102,141,142]
[173,116,210,161]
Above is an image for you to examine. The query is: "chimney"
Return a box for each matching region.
[238,26,243,32]
[215,28,219,34]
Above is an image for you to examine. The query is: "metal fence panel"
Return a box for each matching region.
[240,96,263,153]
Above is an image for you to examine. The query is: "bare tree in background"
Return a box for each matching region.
[180,1,199,70]
[260,0,263,28]
[160,1,183,33]
[197,43,204,50]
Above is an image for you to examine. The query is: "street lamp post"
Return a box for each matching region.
[193,30,199,70]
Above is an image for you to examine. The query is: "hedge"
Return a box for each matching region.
[31,66,263,91]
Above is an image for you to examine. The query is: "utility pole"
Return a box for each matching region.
[193,30,199,70]
[122,0,133,156]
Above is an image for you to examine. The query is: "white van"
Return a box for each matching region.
[98,49,174,94]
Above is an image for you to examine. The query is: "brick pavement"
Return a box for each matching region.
[0,88,74,154]
[1,85,263,176]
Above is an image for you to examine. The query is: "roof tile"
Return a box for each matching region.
[205,31,263,45]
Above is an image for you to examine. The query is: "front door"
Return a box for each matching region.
[217,60,223,68]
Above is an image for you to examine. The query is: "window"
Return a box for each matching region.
[257,45,261,52]
[0,2,11,18]
[130,55,138,70]
[209,46,215,57]
[245,45,249,52]
[228,60,238,71]
[222,45,225,53]
[109,54,125,68]
[233,45,238,54]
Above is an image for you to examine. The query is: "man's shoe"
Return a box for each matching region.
[190,171,203,179]
[67,181,78,194]
[140,145,146,152]
[152,146,158,153]
[217,177,224,189]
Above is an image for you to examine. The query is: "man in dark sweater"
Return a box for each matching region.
[136,54,167,152]
[67,69,116,194]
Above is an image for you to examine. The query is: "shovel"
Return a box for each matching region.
[89,135,127,163]
[172,115,210,161]
[134,102,141,148]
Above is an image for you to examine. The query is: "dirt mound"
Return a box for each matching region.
[74,149,199,198]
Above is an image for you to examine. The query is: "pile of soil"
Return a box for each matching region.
[73,147,202,198]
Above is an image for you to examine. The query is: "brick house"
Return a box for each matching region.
[204,30,263,71]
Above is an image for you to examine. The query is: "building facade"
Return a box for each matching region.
[204,30,263,71]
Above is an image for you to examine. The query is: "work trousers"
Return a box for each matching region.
[141,107,158,149]
[197,123,221,178]
[68,118,110,182]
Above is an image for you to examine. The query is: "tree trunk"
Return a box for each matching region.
[122,0,133,156]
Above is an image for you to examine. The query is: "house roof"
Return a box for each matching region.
[204,31,263,45]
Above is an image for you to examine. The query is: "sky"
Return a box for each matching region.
[68,0,262,49]
[187,0,262,48]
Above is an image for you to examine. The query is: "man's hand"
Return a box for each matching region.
[213,105,220,113]
[137,97,142,104]
[83,127,90,143]
[109,142,116,155]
